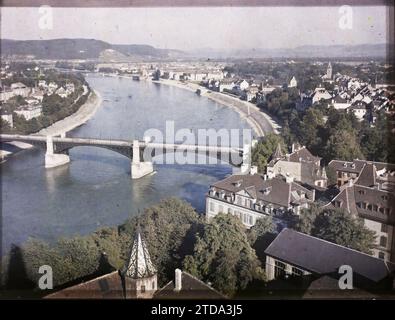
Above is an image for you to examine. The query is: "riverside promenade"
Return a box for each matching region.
[153,79,281,137]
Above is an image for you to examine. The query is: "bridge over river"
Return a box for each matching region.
[0,134,251,179]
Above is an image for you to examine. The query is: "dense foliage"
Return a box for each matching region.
[183,213,265,296]
[295,205,377,254]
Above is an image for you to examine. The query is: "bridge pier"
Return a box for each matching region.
[235,143,251,175]
[131,140,153,179]
[45,136,70,168]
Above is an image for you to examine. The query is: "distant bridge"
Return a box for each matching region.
[0,134,251,179]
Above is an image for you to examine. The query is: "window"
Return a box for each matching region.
[209,202,215,212]
[382,195,388,201]
[291,267,303,277]
[228,208,232,214]
[373,204,378,212]
[380,236,387,248]
[141,285,146,293]
[367,204,373,211]
[361,202,367,209]
[381,224,388,233]
[218,205,224,213]
[274,260,286,279]
[152,281,155,290]
[378,252,385,260]
[249,215,253,225]
[237,197,242,205]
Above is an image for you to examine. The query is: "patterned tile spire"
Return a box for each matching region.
[124,223,156,279]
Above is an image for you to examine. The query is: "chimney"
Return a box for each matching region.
[291,143,295,153]
[250,165,258,175]
[174,269,182,292]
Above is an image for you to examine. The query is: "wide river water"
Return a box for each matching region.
[1,74,252,253]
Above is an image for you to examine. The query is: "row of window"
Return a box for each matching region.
[356,202,391,215]
[209,201,254,225]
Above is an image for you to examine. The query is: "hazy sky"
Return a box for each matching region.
[1,6,389,50]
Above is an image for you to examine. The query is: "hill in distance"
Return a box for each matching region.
[0,38,184,60]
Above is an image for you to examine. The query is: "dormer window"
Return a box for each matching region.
[234,180,242,187]
[343,163,347,167]
[351,164,356,169]
[262,187,272,195]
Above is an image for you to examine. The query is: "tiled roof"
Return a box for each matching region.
[154,271,225,299]
[45,271,124,299]
[265,229,393,283]
[287,147,321,163]
[211,174,314,209]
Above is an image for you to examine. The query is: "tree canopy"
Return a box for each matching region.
[295,206,376,254]
[182,213,265,296]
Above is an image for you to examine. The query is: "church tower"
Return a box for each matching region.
[326,62,332,80]
[121,227,157,299]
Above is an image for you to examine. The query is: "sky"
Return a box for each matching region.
[0,6,390,50]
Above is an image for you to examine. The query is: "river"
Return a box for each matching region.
[0,74,252,253]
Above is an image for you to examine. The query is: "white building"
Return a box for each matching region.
[311,87,332,104]
[289,76,297,88]
[218,79,235,92]
[15,105,42,120]
[1,112,13,127]
[11,82,30,97]
[206,173,315,228]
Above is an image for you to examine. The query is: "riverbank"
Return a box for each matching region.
[0,89,102,161]
[37,89,102,136]
[152,79,281,137]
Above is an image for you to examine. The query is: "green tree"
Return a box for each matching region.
[252,133,286,173]
[312,209,376,254]
[325,129,364,162]
[182,214,265,297]
[247,215,275,245]
[298,108,325,153]
[294,207,376,254]
[294,204,322,234]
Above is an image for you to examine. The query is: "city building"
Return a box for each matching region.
[0,111,13,127]
[267,144,328,189]
[311,87,332,104]
[330,95,352,110]
[264,228,394,295]
[206,173,315,228]
[0,86,14,102]
[328,159,395,189]
[14,104,42,120]
[349,100,369,121]
[321,62,333,81]
[244,86,259,102]
[46,229,222,299]
[10,82,30,97]
[289,76,297,88]
[218,79,235,92]
[324,161,395,262]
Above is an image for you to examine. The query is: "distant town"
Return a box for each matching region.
[1,37,394,299]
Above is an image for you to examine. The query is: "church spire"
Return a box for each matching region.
[272,143,284,160]
[123,226,156,279]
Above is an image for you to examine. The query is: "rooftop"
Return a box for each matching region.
[265,228,394,283]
